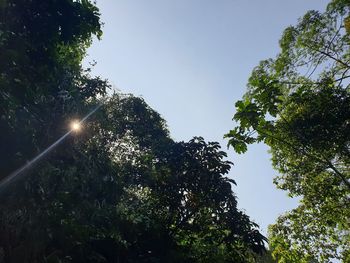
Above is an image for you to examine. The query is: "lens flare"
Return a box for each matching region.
[71,121,81,131]
[0,103,103,193]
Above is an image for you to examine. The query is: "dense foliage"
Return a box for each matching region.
[226,0,350,262]
[0,0,266,262]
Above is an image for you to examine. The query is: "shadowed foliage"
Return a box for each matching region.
[0,1,266,262]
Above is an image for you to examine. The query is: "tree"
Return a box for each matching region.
[0,1,266,262]
[0,93,267,262]
[0,0,106,178]
[95,95,267,262]
[225,1,350,262]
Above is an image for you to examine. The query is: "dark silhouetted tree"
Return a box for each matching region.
[0,1,266,262]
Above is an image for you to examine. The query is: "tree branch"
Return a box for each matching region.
[312,47,350,68]
[255,127,350,190]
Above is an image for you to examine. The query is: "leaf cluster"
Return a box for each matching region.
[226,1,350,262]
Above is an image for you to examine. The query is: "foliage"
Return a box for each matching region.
[0,0,106,177]
[225,1,350,262]
[0,0,266,262]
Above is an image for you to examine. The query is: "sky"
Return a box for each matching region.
[83,0,330,235]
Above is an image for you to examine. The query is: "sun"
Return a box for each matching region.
[71,120,82,131]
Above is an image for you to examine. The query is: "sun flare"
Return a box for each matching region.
[71,121,82,131]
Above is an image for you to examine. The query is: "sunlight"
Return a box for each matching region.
[0,104,103,193]
[71,120,82,131]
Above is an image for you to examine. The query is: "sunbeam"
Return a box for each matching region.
[0,104,103,193]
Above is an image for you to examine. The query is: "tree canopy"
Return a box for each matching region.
[0,0,266,262]
[226,0,350,262]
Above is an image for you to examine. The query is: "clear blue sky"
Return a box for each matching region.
[84,0,329,235]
